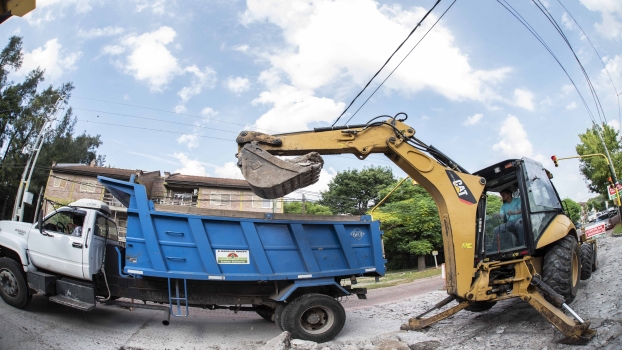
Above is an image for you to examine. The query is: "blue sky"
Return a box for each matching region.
[2,0,621,202]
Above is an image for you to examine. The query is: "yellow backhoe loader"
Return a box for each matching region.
[235,115,598,344]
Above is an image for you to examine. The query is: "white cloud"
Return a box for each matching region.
[133,0,167,15]
[202,107,217,117]
[251,84,344,132]
[561,84,575,95]
[101,45,125,56]
[117,26,181,92]
[177,134,199,150]
[579,0,622,39]
[233,44,250,52]
[225,76,251,93]
[25,0,94,26]
[513,89,535,111]
[78,26,125,39]
[566,101,577,110]
[243,0,511,130]
[213,162,245,179]
[561,13,575,30]
[17,39,82,81]
[462,113,483,126]
[175,66,218,111]
[173,153,208,176]
[285,168,336,201]
[492,115,534,158]
[608,119,620,131]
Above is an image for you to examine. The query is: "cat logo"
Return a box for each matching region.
[445,170,477,205]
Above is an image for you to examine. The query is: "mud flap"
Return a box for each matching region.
[238,141,324,199]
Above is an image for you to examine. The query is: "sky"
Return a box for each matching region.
[2,0,622,203]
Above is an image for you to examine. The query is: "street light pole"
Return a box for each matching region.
[11,95,65,222]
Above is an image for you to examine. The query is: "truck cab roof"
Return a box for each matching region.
[68,199,111,215]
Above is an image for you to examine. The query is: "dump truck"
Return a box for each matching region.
[235,115,599,344]
[0,175,385,342]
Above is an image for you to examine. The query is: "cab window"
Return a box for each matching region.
[107,219,119,241]
[42,210,87,236]
[94,215,108,238]
[523,160,562,240]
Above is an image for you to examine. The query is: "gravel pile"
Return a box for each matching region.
[261,236,622,350]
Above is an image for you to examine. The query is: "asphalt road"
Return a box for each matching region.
[0,275,444,350]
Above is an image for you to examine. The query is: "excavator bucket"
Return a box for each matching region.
[237,141,324,199]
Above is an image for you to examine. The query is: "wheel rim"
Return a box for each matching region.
[572,249,579,286]
[0,268,19,297]
[298,305,335,334]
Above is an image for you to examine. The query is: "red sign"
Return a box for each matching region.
[608,183,622,199]
[585,222,606,239]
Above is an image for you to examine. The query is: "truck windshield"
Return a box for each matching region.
[42,209,87,237]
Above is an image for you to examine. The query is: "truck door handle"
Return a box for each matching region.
[166,257,186,262]
[72,242,83,248]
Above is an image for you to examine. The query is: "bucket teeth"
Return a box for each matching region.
[238,142,324,199]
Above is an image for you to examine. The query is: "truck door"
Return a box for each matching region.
[28,209,88,279]
[83,214,119,278]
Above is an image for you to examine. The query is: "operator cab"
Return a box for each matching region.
[474,158,564,261]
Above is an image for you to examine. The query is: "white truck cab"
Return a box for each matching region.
[0,199,118,284]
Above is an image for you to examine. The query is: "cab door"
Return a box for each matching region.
[83,214,119,278]
[28,209,88,279]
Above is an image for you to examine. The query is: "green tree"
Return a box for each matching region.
[486,194,503,215]
[374,181,441,271]
[586,195,607,212]
[576,124,622,197]
[0,36,104,221]
[319,166,394,215]
[283,201,332,215]
[562,198,581,223]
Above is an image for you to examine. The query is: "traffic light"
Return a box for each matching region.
[608,177,613,183]
[551,155,559,167]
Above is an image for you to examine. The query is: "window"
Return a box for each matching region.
[52,177,67,188]
[107,219,119,241]
[42,210,86,236]
[80,180,96,193]
[523,160,562,241]
[252,195,273,208]
[210,193,231,206]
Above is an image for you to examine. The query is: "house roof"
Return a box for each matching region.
[52,164,144,180]
[165,174,251,189]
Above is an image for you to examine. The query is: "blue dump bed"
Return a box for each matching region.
[99,176,385,282]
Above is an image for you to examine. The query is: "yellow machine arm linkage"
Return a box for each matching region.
[235,118,595,344]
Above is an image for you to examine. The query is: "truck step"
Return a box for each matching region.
[49,295,95,311]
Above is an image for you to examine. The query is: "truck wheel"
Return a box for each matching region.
[0,258,30,309]
[465,301,496,312]
[592,243,598,272]
[281,293,345,343]
[579,244,593,280]
[542,235,580,304]
[254,304,275,322]
[274,303,287,331]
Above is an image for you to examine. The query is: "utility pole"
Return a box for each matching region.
[12,95,65,222]
[301,194,306,214]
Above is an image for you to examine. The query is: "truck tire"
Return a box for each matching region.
[465,301,496,312]
[281,293,345,343]
[579,243,593,280]
[0,258,30,309]
[542,235,580,304]
[274,303,287,331]
[254,304,275,322]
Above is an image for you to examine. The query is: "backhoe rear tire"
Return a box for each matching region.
[542,235,580,304]
[0,258,30,309]
[465,301,496,312]
[579,243,593,280]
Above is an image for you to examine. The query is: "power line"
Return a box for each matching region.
[496,0,598,125]
[554,0,622,130]
[72,96,276,133]
[77,119,234,141]
[331,0,443,126]
[344,0,458,125]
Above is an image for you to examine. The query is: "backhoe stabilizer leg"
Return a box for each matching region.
[400,300,470,331]
[524,293,596,345]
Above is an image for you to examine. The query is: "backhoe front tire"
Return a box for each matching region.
[580,243,593,280]
[542,235,580,304]
[0,258,30,309]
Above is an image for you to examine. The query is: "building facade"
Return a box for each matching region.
[44,163,283,239]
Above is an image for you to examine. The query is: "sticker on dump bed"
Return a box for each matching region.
[216,250,250,264]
